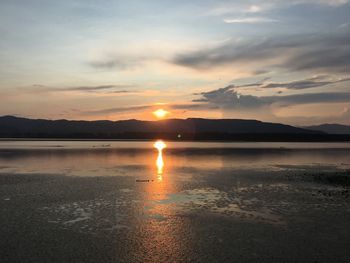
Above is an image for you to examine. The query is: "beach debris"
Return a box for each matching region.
[92,144,111,148]
[136,179,154,182]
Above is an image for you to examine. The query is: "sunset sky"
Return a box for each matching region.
[1,0,350,124]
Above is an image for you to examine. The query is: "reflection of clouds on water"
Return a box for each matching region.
[2,143,350,178]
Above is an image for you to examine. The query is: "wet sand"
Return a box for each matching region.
[0,142,350,262]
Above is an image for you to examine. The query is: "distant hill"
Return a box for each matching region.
[304,124,350,134]
[2,115,349,141]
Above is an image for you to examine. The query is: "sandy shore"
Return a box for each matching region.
[1,166,350,262]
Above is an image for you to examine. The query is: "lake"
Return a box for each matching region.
[1,141,350,262]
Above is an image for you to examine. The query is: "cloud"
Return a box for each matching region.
[285,44,350,73]
[196,85,266,110]
[88,47,174,72]
[339,23,350,28]
[247,5,262,13]
[172,30,350,74]
[196,85,350,109]
[240,76,350,90]
[265,92,350,105]
[63,85,135,92]
[82,102,218,116]
[206,0,349,17]
[29,84,137,93]
[170,103,219,110]
[224,17,278,24]
[88,56,143,70]
[310,0,349,6]
[83,105,153,115]
[87,50,148,71]
[252,69,271,75]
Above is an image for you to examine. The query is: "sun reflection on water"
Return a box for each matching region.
[153,140,166,180]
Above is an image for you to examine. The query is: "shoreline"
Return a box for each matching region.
[1,137,350,143]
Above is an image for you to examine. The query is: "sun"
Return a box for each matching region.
[153,109,169,119]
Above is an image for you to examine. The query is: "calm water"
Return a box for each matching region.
[1,141,350,262]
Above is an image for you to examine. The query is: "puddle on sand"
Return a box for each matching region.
[38,182,349,233]
[149,188,284,225]
[38,197,131,235]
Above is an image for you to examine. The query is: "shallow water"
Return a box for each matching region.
[0,141,350,262]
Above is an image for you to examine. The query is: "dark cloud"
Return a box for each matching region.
[89,60,130,70]
[173,39,281,69]
[83,105,153,115]
[252,69,271,75]
[83,103,217,116]
[29,84,137,93]
[285,45,350,73]
[170,103,219,110]
[172,30,350,74]
[196,85,350,109]
[220,76,350,91]
[260,76,350,90]
[197,85,266,109]
[110,90,138,94]
[64,85,135,92]
[234,77,270,88]
[265,92,350,106]
[89,56,142,70]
